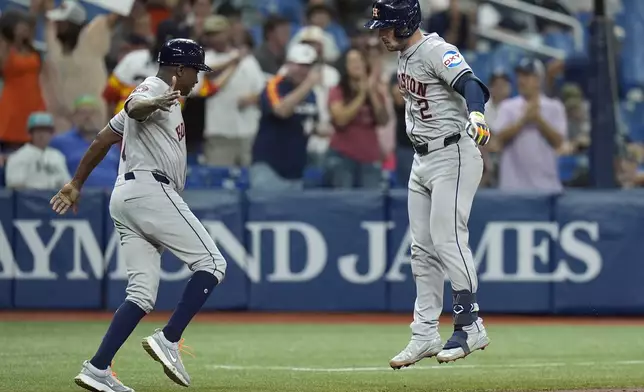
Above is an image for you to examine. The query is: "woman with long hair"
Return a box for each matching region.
[326,47,389,188]
[0,9,47,152]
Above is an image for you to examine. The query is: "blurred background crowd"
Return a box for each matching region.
[0,0,641,192]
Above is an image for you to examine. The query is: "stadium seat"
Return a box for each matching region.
[576,11,593,27]
[467,51,494,84]
[490,44,526,72]
[186,153,200,166]
[258,0,304,24]
[558,155,582,182]
[617,2,644,93]
[232,167,250,190]
[620,101,644,143]
[543,31,575,54]
[326,22,350,53]
[303,166,325,188]
[186,165,246,190]
[249,25,263,47]
[384,170,398,188]
[250,21,301,46]
[184,165,210,189]
[204,166,237,189]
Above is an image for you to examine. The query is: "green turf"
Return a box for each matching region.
[1,321,643,392]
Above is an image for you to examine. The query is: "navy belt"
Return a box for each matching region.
[124,171,170,185]
[413,133,461,156]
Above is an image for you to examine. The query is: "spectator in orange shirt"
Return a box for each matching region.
[0,9,47,152]
[325,48,389,188]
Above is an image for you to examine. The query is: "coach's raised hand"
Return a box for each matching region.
[154,76,181,112]
[126,77,180,121]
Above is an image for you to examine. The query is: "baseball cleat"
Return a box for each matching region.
[142,329,191,387]
[389,337,443,369]
[74,360,134,392]
[436,319,490,363]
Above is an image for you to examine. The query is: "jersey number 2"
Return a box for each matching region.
[417,99,432,120]
[176,122,186,141]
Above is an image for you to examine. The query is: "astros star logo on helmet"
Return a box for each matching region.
[372,7,379,18]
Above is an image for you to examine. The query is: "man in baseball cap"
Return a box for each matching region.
[515,57,545,80]
[27,112,57,146]
[251,43,321,191]
[486,68,512,127]
[5,112,71,189]
[285,42,318,81]
[492,56,567,192]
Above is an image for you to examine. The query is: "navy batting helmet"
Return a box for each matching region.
[157,38,213,72]
[364,0,421,39]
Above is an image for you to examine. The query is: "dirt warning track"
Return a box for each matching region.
[1,311,644,325]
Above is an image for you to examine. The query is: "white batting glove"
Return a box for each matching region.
[466,111,491,146]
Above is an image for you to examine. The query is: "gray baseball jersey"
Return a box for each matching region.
[105,81,227,313]
[398,34,485,343]
[397,33,471,143]
[118,76,187,191]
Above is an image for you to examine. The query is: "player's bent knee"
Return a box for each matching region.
[125,293,155,314]
[125,278,158,313]
[192,255,227,284]
[213,257,227,283]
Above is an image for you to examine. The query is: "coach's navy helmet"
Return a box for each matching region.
[364,0,422,39]
[157,38,213,72]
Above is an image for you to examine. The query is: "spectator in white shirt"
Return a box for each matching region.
[5,112,71,189]
[196,15,266,167]
[287,26,340,164]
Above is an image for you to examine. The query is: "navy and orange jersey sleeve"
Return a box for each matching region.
[197,74,221,97]
[103,54,135,110]
[103,74,124,104]
[260,75,287,113]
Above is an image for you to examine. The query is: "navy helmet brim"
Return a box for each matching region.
[194,63,213,72]
[364,19,396,30]
[159,62,213,73]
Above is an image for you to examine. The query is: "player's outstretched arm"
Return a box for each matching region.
[126,77,180,121]
[50,126,122,215]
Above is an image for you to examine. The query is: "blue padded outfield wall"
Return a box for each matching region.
[1,188,644,315]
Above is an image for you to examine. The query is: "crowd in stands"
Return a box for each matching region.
[0,0,642,192]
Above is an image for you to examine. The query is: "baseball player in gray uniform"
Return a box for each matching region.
[50,38,225,392]
[365,0,492,368]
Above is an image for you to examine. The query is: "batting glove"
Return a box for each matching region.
[466,111,491,146]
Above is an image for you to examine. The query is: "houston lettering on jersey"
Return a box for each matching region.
[397,73,428,97]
